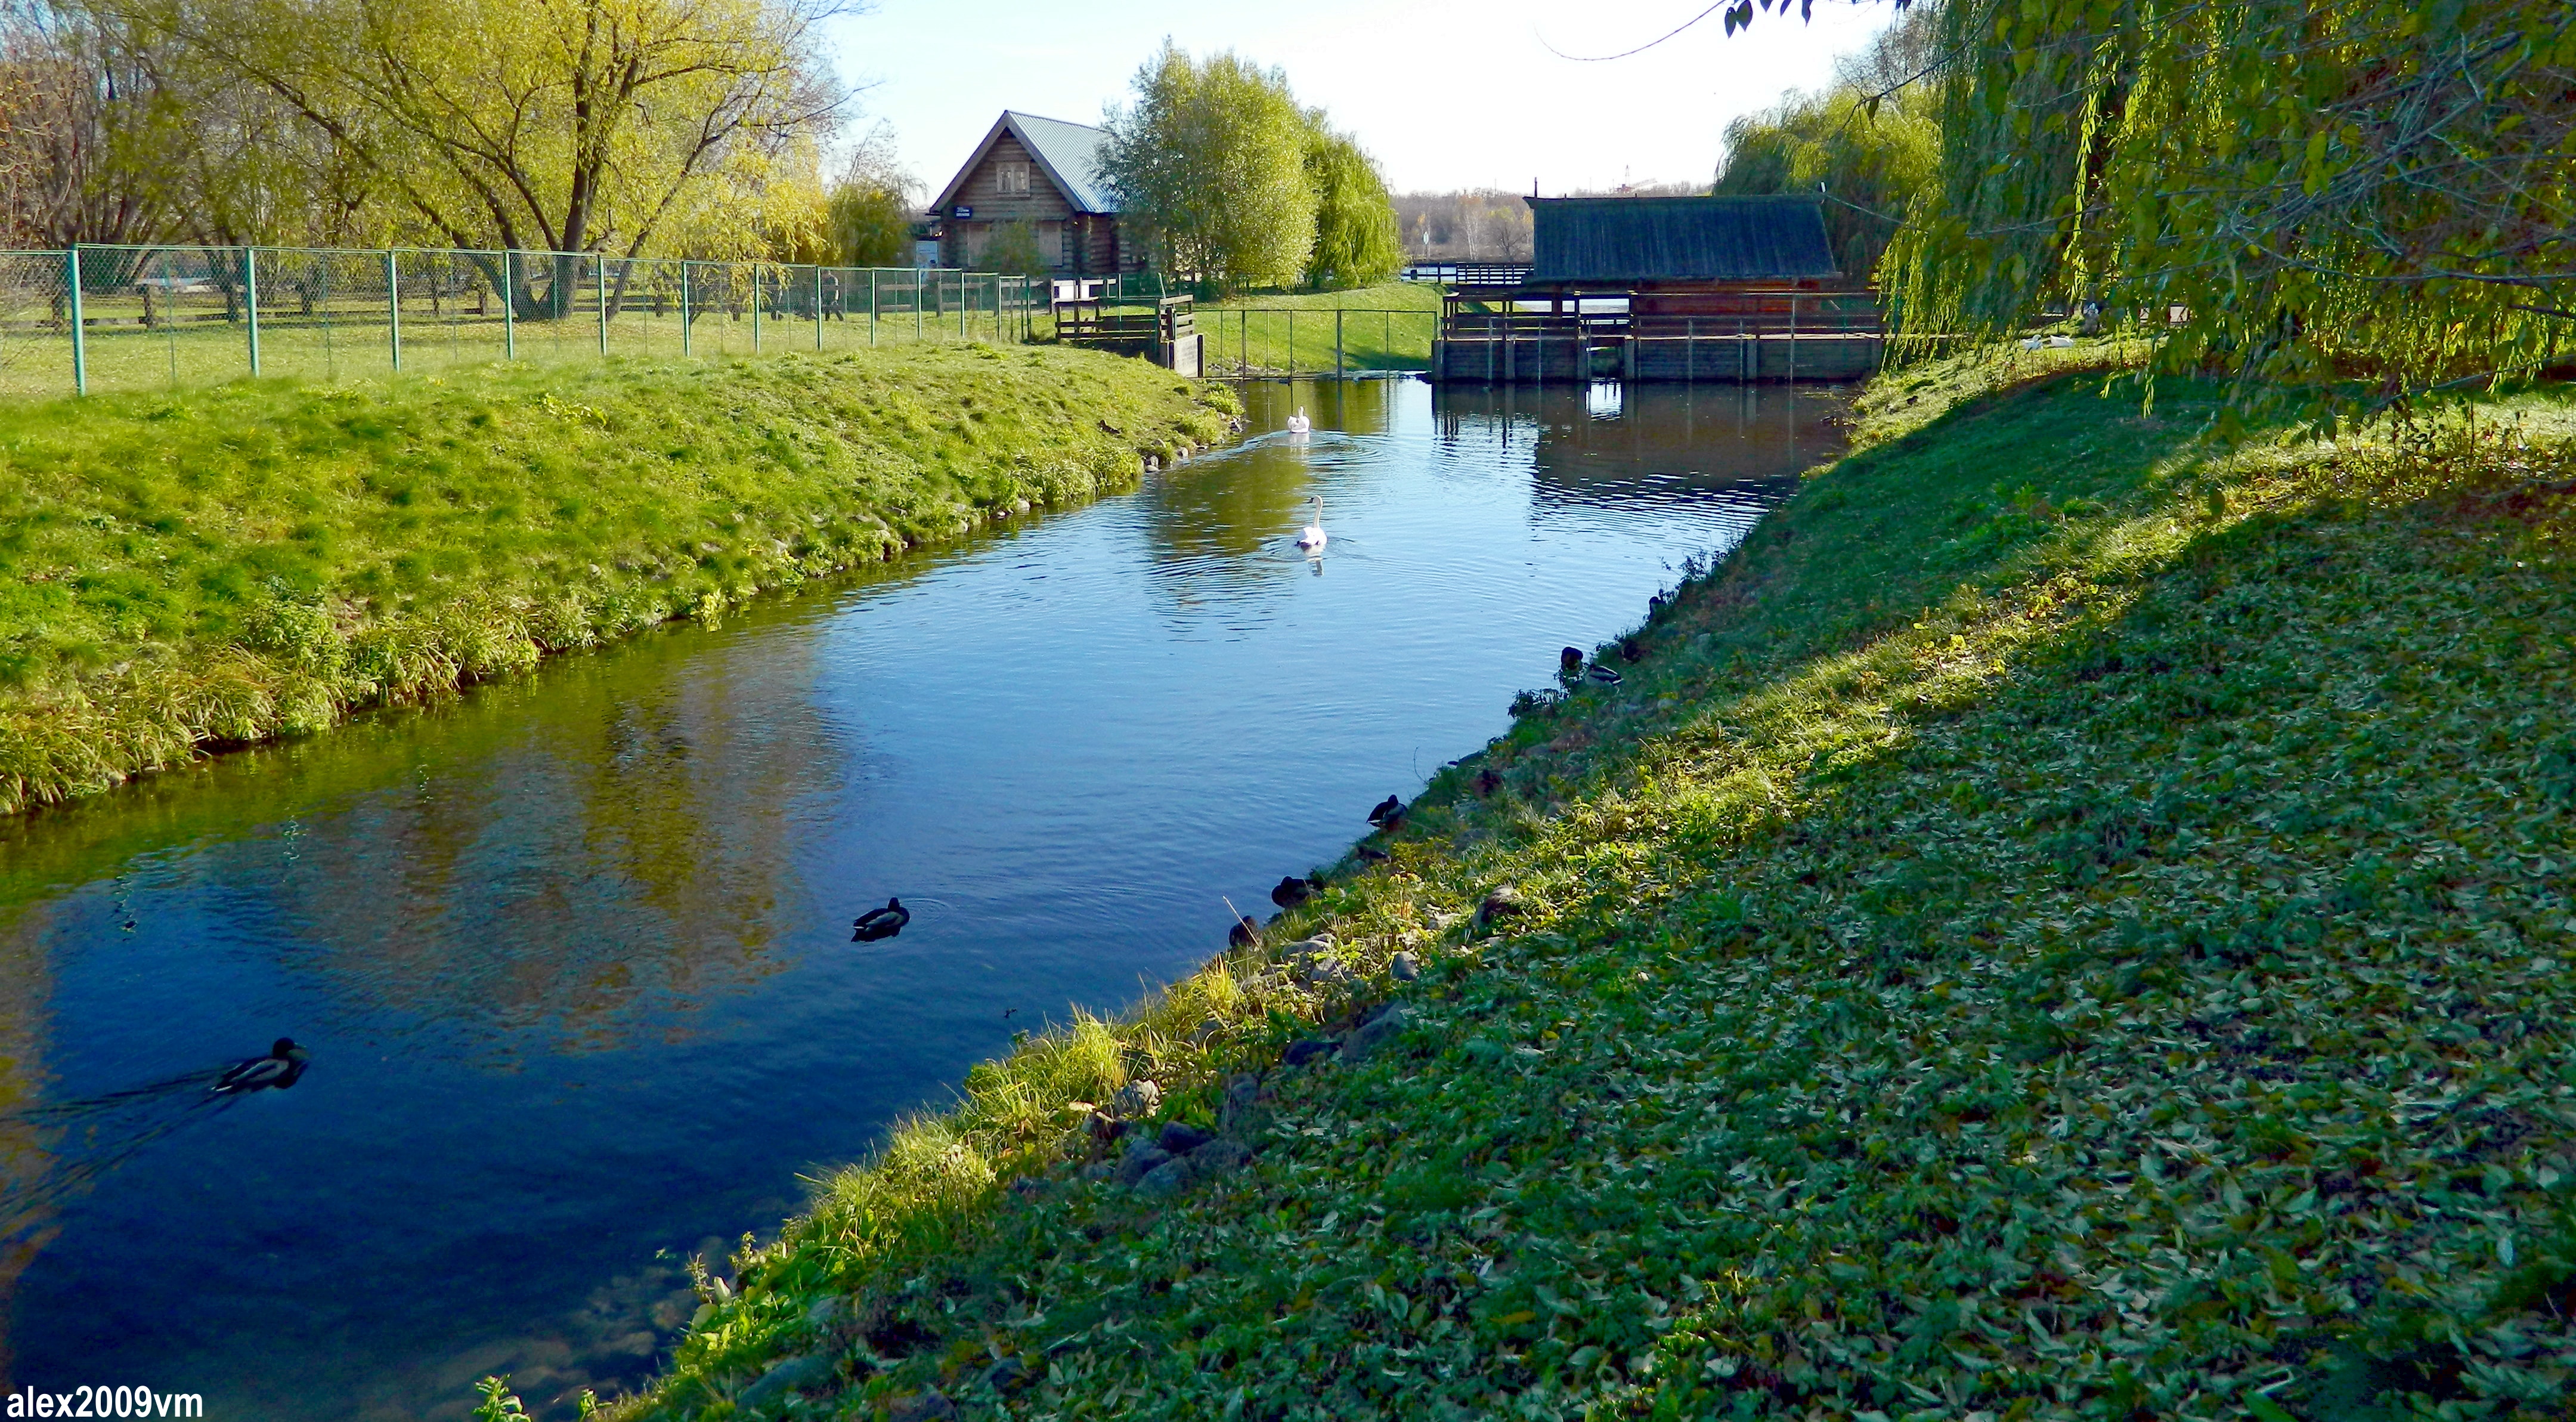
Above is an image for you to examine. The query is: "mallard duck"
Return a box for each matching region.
[1587,664,1623,686]
[1271,876,1315,909]
[1620,638,1643,663]
[851,897,910,942]
[1355,845,1390,864]
[1367,795,1405,829]
[1228,916,1261,948]
[1559,646,1585,677]
[213,1038,309,1094]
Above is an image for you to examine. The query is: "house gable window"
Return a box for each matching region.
[995,161,1030,196]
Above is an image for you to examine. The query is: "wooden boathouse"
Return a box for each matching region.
[1431,195,1882,384]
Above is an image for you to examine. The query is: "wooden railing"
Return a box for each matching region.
[1054,294,1194,345]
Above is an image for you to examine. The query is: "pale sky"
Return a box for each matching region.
[822,1,1900,197]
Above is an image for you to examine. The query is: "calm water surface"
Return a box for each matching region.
[0,378,1847,1418]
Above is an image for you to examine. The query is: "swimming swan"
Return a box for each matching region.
[1296,496,1327,552]
[1286,407,1312,436]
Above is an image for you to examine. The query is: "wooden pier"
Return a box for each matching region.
[1053,292,1202,375]
[1429,196,1881,385]
[1433,290,1882,385]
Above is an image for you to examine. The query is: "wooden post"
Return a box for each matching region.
[1739,317,1750,381]
[1288,309,1296,373]
[1335,308,1344,380]
[1487,314,1497,384]
[1787,294,1798,383]
[1687,317,1696,383]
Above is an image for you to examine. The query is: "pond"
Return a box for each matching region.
[0,376,1849,1418]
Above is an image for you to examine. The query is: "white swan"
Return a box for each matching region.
[1286,406,1311,437]
[1296,495,1327,552]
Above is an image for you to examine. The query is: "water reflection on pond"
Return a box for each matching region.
[0,376,1849,1418]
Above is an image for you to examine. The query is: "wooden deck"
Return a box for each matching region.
[1431,286,1882,385]
[1053,293,1202,376]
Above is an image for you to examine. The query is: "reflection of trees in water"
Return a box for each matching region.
[0,904,54,1389]
[0,614,847,1072]
[1433,383,1848,515]
[1136,381,1399,619]
[265,632,841,1055]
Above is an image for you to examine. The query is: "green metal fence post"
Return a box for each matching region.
[66,245,86,395]
[386,249,402,372]
[915,271,923,342]
[1335,308,1343,380]
[752,262,762,352]
[815,265,825,351]
[868,268,878,346]
[244,248,262,376]
[502,251,516,360]
[596,255,609,354]
[680,260,692,358]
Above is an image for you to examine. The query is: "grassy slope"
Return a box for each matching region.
[612,354,2576,1422]
[1202,283,1444,375]
[0,346,1237,815]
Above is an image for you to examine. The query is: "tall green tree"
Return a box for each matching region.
[1099,42,1312,293]
[1713,4,1938,283]
[1299,114,1400,290]
[96,0,849,262]
[816,122,916,266]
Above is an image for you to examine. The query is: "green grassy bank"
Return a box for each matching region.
[596,352,2576,1422]
[0,345,1237,816]
[1201,282,1443,375]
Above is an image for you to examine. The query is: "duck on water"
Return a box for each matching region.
[214,1039,309,1095]
[852,898,911,942]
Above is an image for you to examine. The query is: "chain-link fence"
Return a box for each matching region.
[0,245,1042,400]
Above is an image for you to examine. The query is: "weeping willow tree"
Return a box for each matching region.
[1714,5,1942,283]
[1301,115,1401,290]
[1847,0,2576,413]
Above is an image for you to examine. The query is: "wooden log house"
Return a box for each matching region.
[927,112,1141,277]
[1432,195,1883,384]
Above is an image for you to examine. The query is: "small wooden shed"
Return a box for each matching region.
[1434,195,1883,384]
[928,112,1137,276]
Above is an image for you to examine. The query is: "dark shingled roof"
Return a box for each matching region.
[1527,196,1840,284]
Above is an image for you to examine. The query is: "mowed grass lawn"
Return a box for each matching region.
[1200,282,1445,375]
[608,350,2576,1422]
[0,345,1237,815]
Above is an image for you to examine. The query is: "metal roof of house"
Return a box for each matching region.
[1527,196,1840,284]
[930,112,1118,217]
